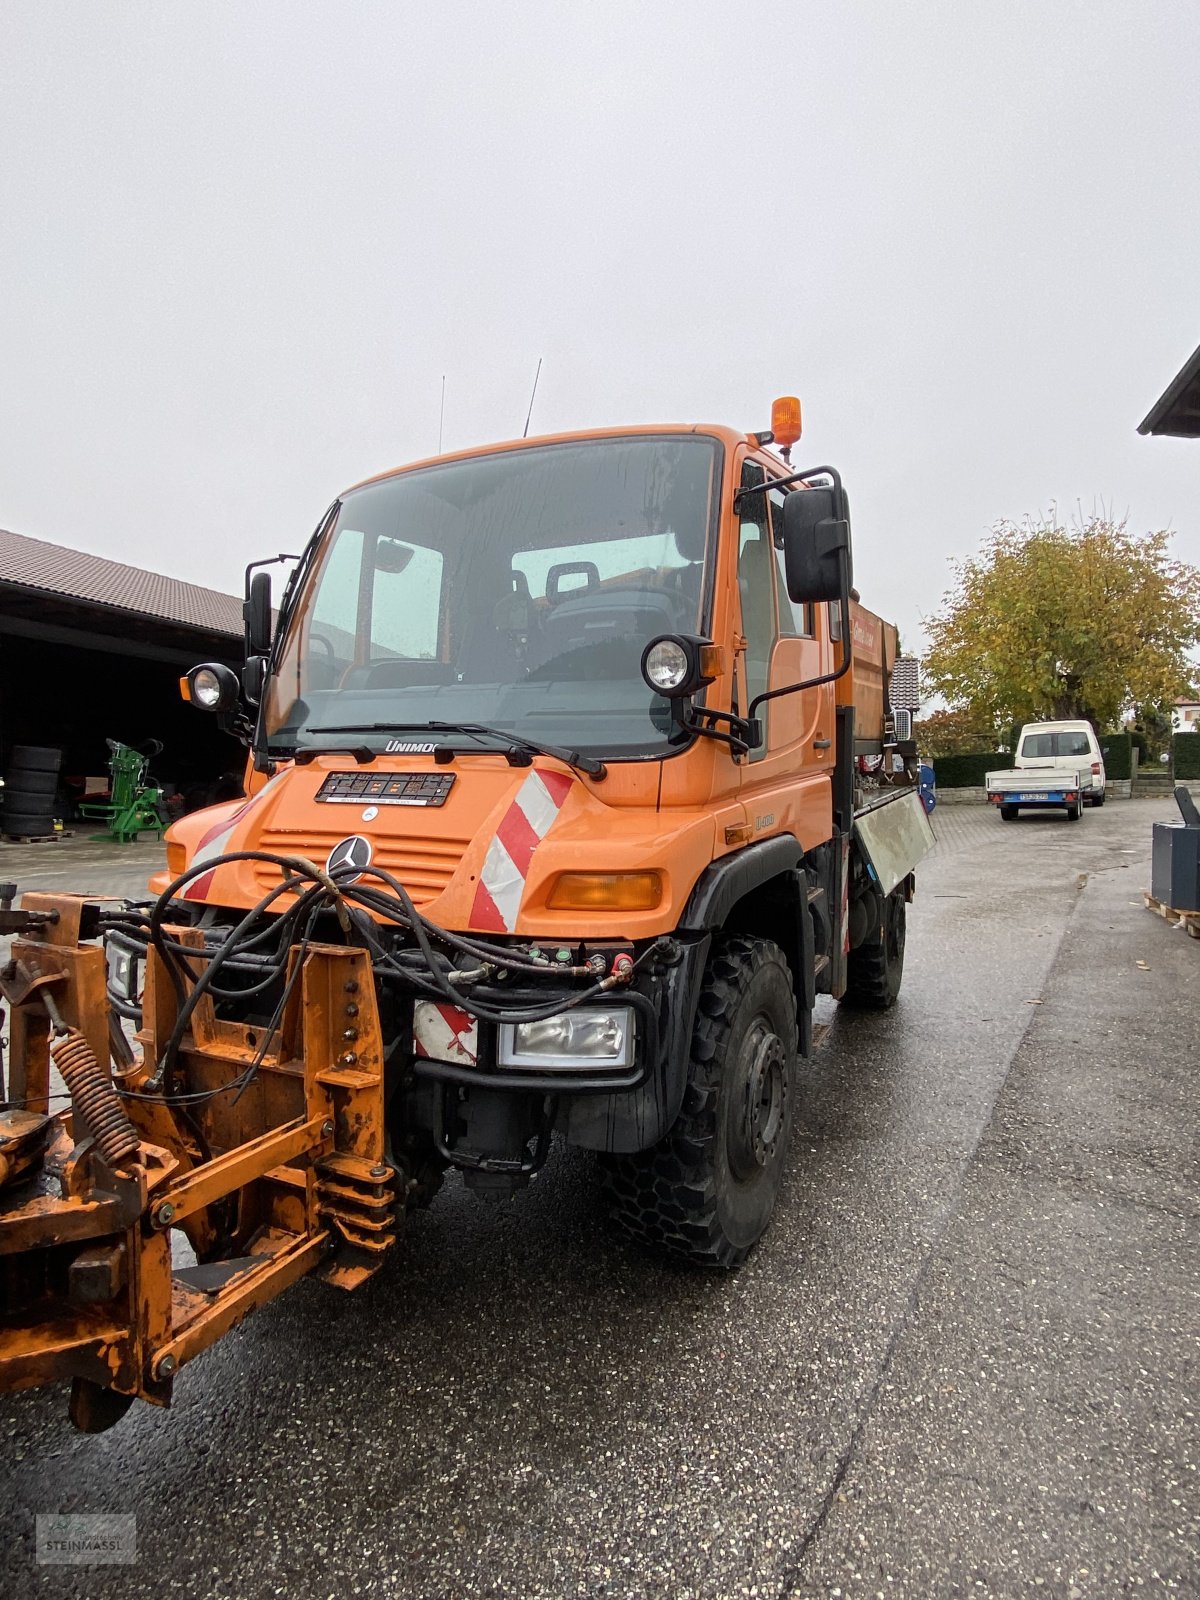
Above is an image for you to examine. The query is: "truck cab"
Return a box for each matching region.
[166,410,932,1266]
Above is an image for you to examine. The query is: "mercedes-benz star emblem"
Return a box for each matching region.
[326,834,373,883]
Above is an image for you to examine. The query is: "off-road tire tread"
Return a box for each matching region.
[599,935,795,1271]
[842,890,905,1010]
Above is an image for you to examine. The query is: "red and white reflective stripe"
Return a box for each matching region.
[182,772,286,901]
[469,768,573,932]
[840,834,851,955]
[412,1001,478,1065]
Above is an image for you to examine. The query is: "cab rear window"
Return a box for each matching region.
[1020,732,1092,758]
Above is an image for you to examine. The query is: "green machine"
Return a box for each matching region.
[79,739,167,843]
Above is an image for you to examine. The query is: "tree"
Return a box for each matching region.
[918,705,1003,757]
[923,515,1200,730]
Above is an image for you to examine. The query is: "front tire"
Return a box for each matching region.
[600,935,798,1269]
[842,887,906,1009]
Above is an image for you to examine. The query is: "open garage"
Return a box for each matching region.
[0,527,246,822]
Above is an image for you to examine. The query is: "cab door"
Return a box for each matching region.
[736,456,835,850]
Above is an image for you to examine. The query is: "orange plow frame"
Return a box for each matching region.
[0,894,396,1430]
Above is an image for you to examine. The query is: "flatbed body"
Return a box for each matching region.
[986,765,1086,817]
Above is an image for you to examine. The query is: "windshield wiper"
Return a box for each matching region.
[306,721,607,780]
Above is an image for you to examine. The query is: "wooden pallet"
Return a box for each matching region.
[2,830,74,844]
[1144,891,1200,939]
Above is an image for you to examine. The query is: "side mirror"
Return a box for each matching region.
[242,655,267,705]
[782,485,853,604]
[244,571,272,658]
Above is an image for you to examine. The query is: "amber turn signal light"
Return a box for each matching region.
[547,871,663,911]
[771,395,802,449]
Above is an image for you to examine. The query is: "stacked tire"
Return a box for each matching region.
[2,745,62,839]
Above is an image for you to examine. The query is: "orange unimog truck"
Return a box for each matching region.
[0,399,932,1430]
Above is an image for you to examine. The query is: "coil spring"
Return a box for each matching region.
[51,1028,141,1169]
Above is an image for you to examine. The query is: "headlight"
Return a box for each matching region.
[182,661,240,713]
[639,634,719,700]
[105,941,142,1008]
[192,667,224,708]
[643,637,690,693]
[497,1008,634,1070]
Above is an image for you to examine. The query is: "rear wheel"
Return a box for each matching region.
[600,935,798,1269]
[999,804,1018,821]
[1067,800,1082,820]
[1090,791,1106,807]
[843,887,906,1009]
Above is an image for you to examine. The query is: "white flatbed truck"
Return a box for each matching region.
[986,766,1088,821]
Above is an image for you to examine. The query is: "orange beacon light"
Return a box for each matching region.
[771,396,803,457]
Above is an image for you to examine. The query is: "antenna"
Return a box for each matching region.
[438,375,446,454]
[523,357,543,438]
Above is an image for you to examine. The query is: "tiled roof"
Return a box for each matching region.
[1139,340,1200,437]
[0,526,241,636]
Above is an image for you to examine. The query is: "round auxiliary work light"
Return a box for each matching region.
[191,667,224,709]
[642,636,692,695]
[183,661,240,713]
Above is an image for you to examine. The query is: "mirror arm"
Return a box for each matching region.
[733,463,843,511]
[679,705,759,757]
[745,578,854,726]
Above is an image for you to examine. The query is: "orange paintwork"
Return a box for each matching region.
[0,923,392,1415]
[839,599,899,741]
[159,423,889,940]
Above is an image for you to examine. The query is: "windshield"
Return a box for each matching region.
[264,435,720,758]
[1020,731,1092,759]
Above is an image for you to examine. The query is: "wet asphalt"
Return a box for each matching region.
[1,802,1197,1599]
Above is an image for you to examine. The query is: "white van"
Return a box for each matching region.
[1014,721,1106,806]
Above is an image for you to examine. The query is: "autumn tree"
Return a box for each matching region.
[917,705,1003,756]
[923,515,1200,730]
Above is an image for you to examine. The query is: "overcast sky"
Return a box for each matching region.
[2,1,1197,653]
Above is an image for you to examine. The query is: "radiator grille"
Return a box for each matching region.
[251,829,468,905]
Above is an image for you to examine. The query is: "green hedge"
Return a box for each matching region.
[932,752,1012,788]
[1173,732,1200,780]
[1100,731,1132,780]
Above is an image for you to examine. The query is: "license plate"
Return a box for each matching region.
[1014,791,1062,801]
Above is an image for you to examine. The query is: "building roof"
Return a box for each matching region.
[1138,341,1200,437]
[0,526,242,637]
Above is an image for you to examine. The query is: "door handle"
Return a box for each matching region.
[813,738,832,749]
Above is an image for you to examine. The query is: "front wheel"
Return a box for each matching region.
[842,887,906,1009]
[600,935,798,1269]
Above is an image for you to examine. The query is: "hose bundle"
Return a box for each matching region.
[103,849,647,1109]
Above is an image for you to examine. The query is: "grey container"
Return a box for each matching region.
[1151,822,1200,912]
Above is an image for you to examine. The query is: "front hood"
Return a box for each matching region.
[160,755,718,941]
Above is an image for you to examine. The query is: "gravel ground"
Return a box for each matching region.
[1,801,1196,1599]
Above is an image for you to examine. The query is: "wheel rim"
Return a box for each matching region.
[728,1018,788,1182]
